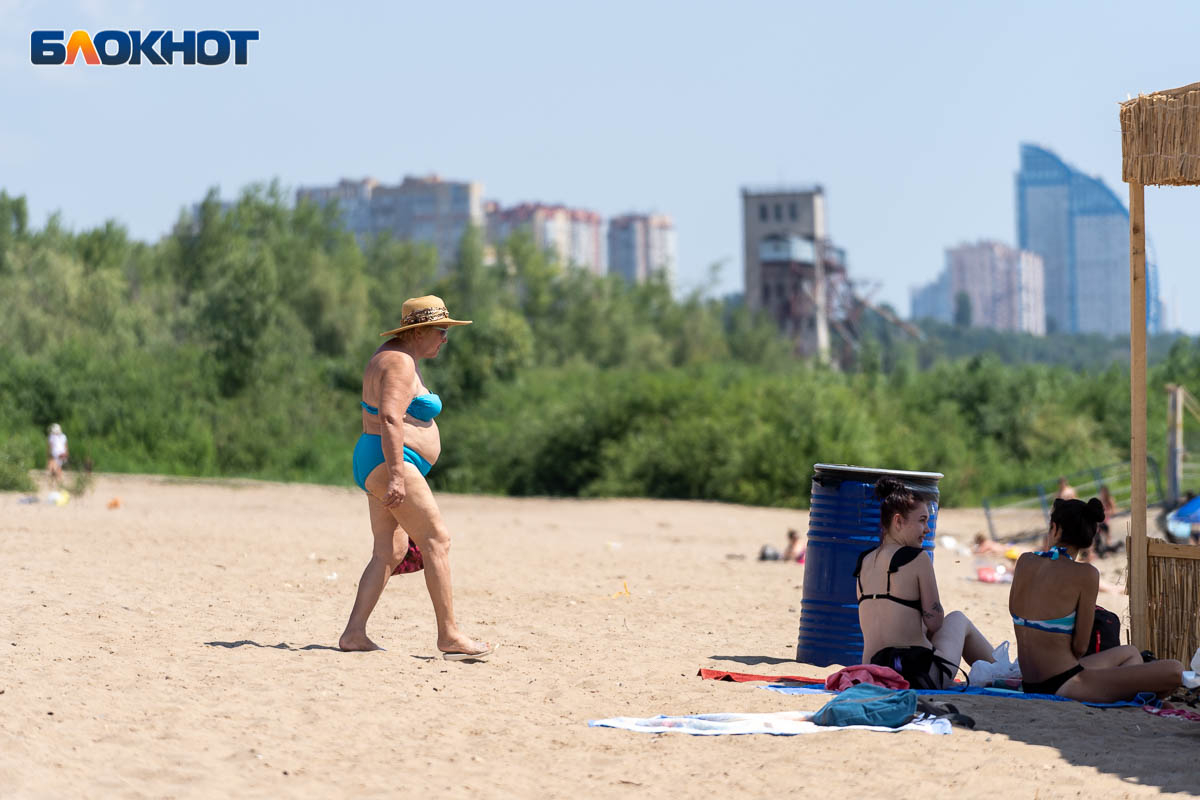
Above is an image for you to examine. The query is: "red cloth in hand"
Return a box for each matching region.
[391,540,424,575]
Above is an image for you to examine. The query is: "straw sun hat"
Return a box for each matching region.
[379,295,473,338]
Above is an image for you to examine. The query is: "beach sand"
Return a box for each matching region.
[2,475,1196,799]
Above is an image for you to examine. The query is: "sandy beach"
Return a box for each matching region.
[1,474,1196,799]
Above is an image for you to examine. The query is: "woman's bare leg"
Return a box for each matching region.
[1079,645,1142,669]
[931,610,995,685]
[1059,659,1183,703]
[364,462,491,656]
[339,470,411,651]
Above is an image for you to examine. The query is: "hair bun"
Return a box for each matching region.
[874,477,907,500]
[1086,497,1106,523]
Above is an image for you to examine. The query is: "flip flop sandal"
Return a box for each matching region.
[917,700,976,729]
[441,643,498,662]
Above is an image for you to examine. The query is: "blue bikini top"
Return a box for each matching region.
[405,393,442,421]
[360,393,443,422]
[1011,546,1077,635]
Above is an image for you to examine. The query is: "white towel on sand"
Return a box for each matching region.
[589,710,950,736]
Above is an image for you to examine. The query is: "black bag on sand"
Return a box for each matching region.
[1089,606,1121,653]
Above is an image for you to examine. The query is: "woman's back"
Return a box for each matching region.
[1009,552,1096,682]
[856,544,930,659]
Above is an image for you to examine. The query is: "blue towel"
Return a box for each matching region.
[765,683,1156,708]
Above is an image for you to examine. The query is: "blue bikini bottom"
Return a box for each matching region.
[352,434,432,491]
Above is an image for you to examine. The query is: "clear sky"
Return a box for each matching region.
[4,0,1199,330]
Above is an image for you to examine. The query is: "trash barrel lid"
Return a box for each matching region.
[813,463,944,483]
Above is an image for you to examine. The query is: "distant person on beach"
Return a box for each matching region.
[46,423,68,487]
[973,531,1007,557]
[1093,484,1119,557]
[1055,477,1077,501]
[339,296,495,661]
[759,529,805,563]
[782,529,805,564]
[1040,477,1080,551]
[1008,498,1182,702]
[855,478,996,689]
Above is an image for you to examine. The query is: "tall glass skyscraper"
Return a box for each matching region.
[1016,144,1162,335]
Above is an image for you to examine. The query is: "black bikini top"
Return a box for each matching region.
[853,546,925,612]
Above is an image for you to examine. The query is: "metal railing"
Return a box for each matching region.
[981,459,1165,542]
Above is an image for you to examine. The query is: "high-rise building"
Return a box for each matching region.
[295,178,377,234]
[486,203,605,275]
[607,213,676,285]
[910,271,952,325]
[741,186,826,313]
[1016,144,1161,335]
[296,174,485,272]
[910,241,1045,335]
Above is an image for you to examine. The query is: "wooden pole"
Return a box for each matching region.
[1129,182,1149,650]
[1167,384,1184,507]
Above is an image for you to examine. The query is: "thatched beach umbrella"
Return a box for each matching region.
[1120,82,1200,660]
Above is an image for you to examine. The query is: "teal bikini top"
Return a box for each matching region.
[405,393,442,421]
[1012,610,1076,635]
[1011,546,1077,635]
[360,393,443,422]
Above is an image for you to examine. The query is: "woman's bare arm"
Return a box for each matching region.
[915,555,945,635]
[1071,566,1099,659]
[376,352,416,507]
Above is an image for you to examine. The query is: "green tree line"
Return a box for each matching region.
[1,186,1197,506]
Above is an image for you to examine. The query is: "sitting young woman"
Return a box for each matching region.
[1008,498,1182,701]
[855,478,996,689]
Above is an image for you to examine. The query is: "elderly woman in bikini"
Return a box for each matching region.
[339,295,496,661]
[855,477,996,689]
[1008,498,1180,701]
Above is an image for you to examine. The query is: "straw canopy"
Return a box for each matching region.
[1121,81,1200,186]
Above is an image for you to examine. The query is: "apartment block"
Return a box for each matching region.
[911,240,1045,335]
[296,174,485,272]
[486,203,605,275]
[607,213,676,285]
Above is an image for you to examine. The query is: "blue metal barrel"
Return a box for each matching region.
[795,464,942,667]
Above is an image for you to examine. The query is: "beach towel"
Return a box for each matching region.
[1142,705,1200,723]
[766,683,1156,708]
[589,710,950,736]
[825,664,909,691]
[697,669,824,684]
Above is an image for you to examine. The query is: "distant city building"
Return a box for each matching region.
[910,271,952,324]
[607,213,676,285]
[741,186,827,314]
[741,186,857,361]
[758,233,847,360]
[296,174,485,272]
[911,241,1045,335]
[486,202,604,275]
[294,178,376,234]
[1016,143,1161,335]
[187,197,238,232]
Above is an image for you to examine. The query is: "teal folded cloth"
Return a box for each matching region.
[811,683,917,727]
